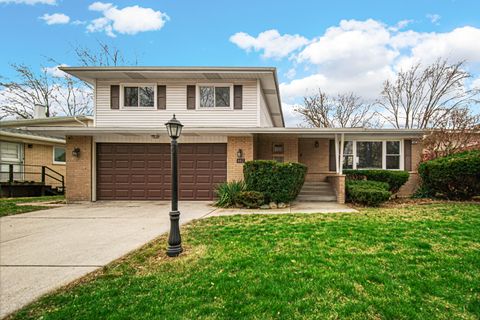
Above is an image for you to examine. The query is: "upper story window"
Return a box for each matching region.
[198,85,232,108]
[123,85,155,108]
[53,146,66,164]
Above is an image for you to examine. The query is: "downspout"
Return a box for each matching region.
[73,116,88,127]
[339,133,345,175]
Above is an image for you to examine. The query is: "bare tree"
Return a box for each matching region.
[0,63,56,119]
[72,40,137,67]
[294,89,378,128]
[423,107,480,159]
[378,59,480,129]
[0,40,135,119]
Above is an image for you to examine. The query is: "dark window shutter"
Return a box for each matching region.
[234,85,243,110]
[329,140,336,171]
[110,85,119,109]
[404,139,412,171]
[157,85,166,110]
[186,85,196,109]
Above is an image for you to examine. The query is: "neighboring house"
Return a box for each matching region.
[0,116,93,196]
[23,67,424,203]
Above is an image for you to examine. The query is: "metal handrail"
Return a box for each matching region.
[0,162,65,192]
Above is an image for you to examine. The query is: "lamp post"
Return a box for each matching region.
[165,114,184,257]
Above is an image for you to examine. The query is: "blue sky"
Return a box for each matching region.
[1,0,479,125]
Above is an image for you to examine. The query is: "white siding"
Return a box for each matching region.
[259,90,273,127]
[95,80,259,127]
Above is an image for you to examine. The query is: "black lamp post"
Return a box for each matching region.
[165,114,184,257]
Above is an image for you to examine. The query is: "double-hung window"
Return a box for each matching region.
[342,141,354,169]
[386,141,401,169]
[198,85,232,108]
[123,85,155,108]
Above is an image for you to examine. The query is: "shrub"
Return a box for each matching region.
[243,160,307,203]
[346,180,391,206]
[214,180,245,208]
[344,169,409,193]
[236,191,264,208]
[418,150,480,200]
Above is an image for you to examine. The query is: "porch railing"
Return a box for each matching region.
[0,162,65,195]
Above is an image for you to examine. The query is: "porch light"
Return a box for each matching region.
[165,114,184,140]
[72,147,80,158]
[237,149,243,159]
[314,140,319,148]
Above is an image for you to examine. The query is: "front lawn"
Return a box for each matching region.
[0,196,64,217]
[10,203,480,319]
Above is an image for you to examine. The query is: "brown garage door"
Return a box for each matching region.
[96,143,227,200]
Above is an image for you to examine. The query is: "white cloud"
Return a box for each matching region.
[39,13,70,25]
[43,64,69,78]
[427,13,441,24]
[389,19,413,32]
[87,2,169,37]
[229,29,309,59]
[231,19,480,126]
[0,0,55,4]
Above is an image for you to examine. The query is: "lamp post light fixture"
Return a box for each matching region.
[165,114,184,257]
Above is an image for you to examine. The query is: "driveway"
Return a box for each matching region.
[0,201,216,318]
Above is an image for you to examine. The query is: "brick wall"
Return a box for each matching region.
[66,136,92,202]
[298,138,331,182]
[227,136,254,182]
[256,135,298,162]
[327,174,346,204]
[24,143,66,187]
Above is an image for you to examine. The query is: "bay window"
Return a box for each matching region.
[341,140,402,170]
[199,85,232,108]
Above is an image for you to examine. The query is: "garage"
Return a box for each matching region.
[96,143,227,200]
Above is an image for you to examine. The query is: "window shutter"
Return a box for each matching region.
[186,85,196,109]
[234,85,243,110]
[404,139,412,171]
[157,85,166,110]
[329,140,336,171]
[110,85,119,109]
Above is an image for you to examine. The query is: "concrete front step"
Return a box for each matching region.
[301,186,333,191]
[299,190,336,196]
[297,195,337,202]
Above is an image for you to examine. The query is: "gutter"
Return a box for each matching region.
[0,131,65,144]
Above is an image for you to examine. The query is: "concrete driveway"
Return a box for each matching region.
[0,201,216,318]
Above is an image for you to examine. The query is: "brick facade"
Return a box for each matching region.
[227,136,254,182]
[66,136,92,202]
[298,138,331,182]
[23,143,66,187]
[256,135,298,162]
[327,174,346,204]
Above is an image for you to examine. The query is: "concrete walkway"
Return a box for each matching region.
[0,201,355,318]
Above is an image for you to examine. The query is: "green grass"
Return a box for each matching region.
[10,203,480,320]
[0,196,64,217]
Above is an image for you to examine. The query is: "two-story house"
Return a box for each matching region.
[25,67,424,203]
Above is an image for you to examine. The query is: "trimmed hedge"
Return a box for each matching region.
[418,150,480,200]
[346,180,391,206]
[236,191,264,208]
[243,160,307,203]
[344,169,409,193]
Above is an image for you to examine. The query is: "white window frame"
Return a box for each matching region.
[0,142,23,163]
[196,83,234,110]
[342,139,404,170]
[120,83,157,110]
[52,146,66,165]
